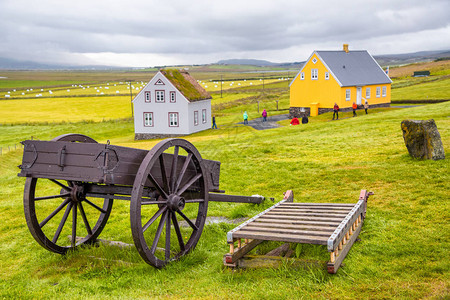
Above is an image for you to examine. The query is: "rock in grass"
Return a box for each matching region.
[401,119,445,160]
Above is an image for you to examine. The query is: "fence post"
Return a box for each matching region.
[0,147,2,155]
[276,100,279,111]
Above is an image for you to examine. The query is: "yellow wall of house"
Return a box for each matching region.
[290,53,342,109]
[290,52,391,109]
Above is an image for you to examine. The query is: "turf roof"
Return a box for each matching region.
[161,69,211,102]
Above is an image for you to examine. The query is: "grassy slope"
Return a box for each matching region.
[0,101,449,299]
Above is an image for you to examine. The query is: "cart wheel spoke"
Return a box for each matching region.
[172,212,185,251]
[177,173,203,196]
[143,206,167,233]
[147,173,168,199]
[39,197,71,228]
[71,202,77,247]
[78,201,92,235]
[177,210,199,231]
[49,179,71,191]
[169,146,179,193]
[52,202,73,244]
[165,211,171,260]
[151,210,168,254]
[83,198,107,214]
[174,153,192,193]
[159,155,169,194]
[35,192,71,201]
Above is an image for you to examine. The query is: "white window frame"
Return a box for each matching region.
[300,72,305,80]
[145,91,151,102]
[376,87,381,98]
[202,109,207,124]
[156,90,165,103]
[170,91,176,103]
[311,69,318,80]
[345,89,351,101]
[366,87,371,99]
[194,111,199,126]
[168,112,178,127]
[325,72,329,80]
[382,86,387,97]
[312,57,317,64]
[143,112,153,127]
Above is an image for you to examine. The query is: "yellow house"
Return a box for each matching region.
[290,44,392,117]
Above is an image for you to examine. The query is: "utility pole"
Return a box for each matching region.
[129,81,134,118]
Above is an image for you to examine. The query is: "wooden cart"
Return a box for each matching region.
[18,134,263,268]
[224,190,373,273]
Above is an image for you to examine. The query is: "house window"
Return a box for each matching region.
[376,87,381,98]
[345,89,351,101]
[143,112,153,127]
[194,111,199,126]
[155,79,165,85]
[366,87,371,99]
[169,112,178,127]
[312,57,317,64]
[382,86,387,97]
[145,91,151,102]
[300,72,305,80]
[202,109,207,123]
[156,90,165,102]
[311,69,318,80]
[170,91,176,103]
[325,72,329,80]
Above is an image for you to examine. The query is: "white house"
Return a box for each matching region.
[133,69,212,140]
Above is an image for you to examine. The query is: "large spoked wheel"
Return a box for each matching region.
[130,139,209,268]
[23,134,114,254]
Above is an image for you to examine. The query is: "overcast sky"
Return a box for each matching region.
[0,0,449,67]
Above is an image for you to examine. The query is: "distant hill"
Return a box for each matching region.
[0,50,449,70]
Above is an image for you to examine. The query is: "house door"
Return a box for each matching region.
[356,87,362,105]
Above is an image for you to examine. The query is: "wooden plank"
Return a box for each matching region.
[245,222,336,233]
[265,211,349,218]
[327,219,363,274]
[234,255,327,270]
[209,193,263,204]
[224,239,264,265]
[232,230,328,245]
[254,218,341,227]
[272,208,352,214]
[235,226,333,238]
[258,215,344,222]
[280,202,355,208]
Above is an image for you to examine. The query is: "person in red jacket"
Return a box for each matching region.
[352,102,358,117]
[290,117,300,125]
[332,103,339,120]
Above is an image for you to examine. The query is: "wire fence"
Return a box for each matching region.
[0,136,36,155]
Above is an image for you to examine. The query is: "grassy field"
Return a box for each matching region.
[0,65,449,299]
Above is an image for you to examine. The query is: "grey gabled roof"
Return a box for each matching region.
[316,50,392,87]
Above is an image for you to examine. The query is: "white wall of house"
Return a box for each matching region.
[133,71,211,136]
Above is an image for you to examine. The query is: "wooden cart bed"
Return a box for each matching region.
[224,190,372,273]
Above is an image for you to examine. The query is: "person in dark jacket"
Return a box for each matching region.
[301,114,309,124]
[332,103,339,120]
[212,115,217,129]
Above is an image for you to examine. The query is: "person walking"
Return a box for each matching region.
[243,111,248,125]
[212,115,217,129]
[364,100,369,114]
[332,103,339,120]
[262,109,267,122]
[352,102,358,117]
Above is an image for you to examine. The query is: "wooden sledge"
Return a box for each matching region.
[224,190,373,273]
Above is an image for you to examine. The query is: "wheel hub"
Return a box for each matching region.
[167,194,185,212]
[70,184,85,202]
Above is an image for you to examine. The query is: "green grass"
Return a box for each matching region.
[391,76,450,101]
[0,67,449,298]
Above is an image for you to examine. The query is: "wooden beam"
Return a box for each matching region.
[224,239,264,265]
